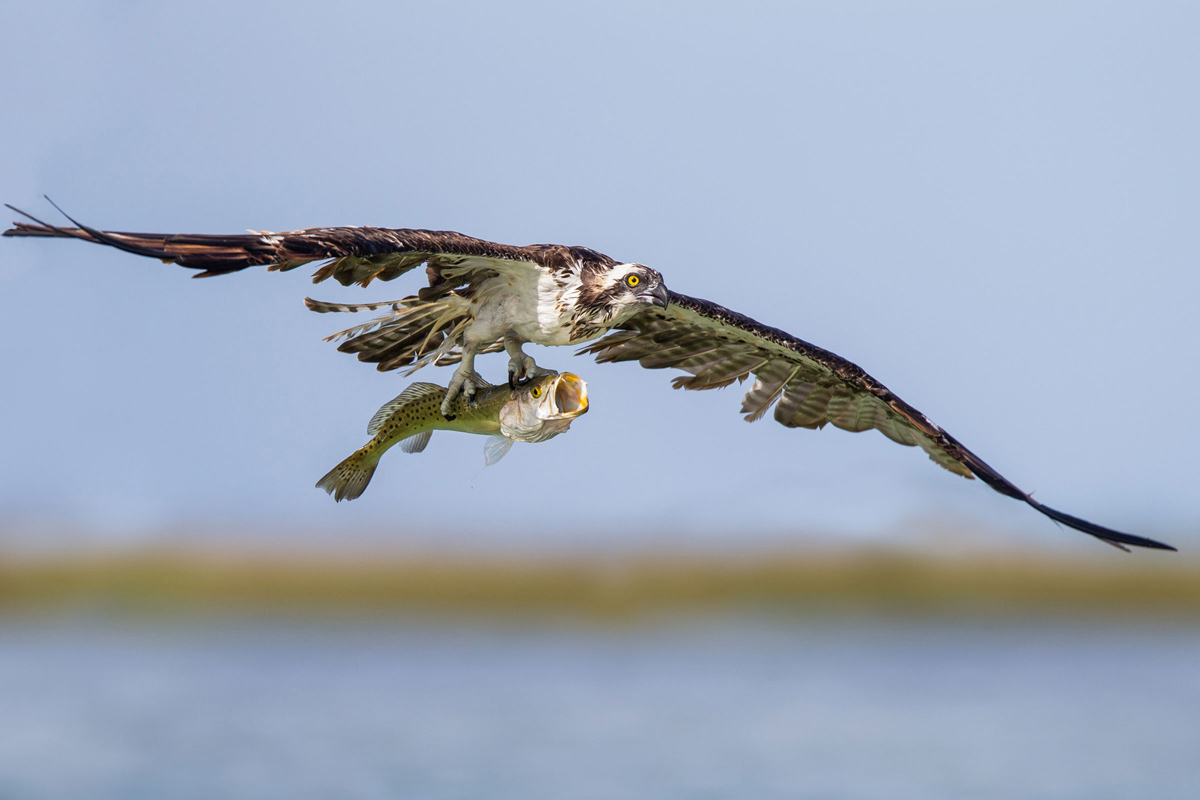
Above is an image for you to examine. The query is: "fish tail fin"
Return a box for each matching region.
[318,383,446,501]
[315,447,380,502]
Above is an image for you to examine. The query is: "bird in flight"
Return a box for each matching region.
[3,203,1175,553]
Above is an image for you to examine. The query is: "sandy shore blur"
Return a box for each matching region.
[2,542,1196,619]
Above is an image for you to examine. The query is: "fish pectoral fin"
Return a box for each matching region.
[400,430,433,454]
[483,435,514,466]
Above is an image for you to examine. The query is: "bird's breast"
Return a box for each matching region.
[469,271,579,345]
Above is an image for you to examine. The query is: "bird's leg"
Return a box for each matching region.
[442,344,484,418]
[505,336,552,388]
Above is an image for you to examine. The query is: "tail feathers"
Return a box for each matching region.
[305,297,406,315]
[312,293,494,374]
[315,450,379,502]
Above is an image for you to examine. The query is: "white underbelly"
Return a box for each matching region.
[470,273,577,346]
[509,317,576,345]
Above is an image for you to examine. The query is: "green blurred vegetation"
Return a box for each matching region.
[1,546,1197,620]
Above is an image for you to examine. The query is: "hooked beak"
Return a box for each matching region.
[550,373,589,418]
[640,283,670,309]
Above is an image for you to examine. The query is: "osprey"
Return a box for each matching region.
[3,204,1175,553]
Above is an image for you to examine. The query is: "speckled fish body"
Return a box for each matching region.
[317,372,588,501]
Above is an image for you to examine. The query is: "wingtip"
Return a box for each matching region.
[5,203,59,235]
[1030,500,1177,553]
[1121,536,1178,553]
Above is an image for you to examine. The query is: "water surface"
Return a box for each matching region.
[0,616,1196,799]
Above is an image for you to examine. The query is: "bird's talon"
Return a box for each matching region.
[506,351,548,388]
[443,367,484,417]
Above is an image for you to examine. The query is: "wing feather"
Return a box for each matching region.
[740,362,799,422]
[581,291,1173,552]
[3,207,614,285]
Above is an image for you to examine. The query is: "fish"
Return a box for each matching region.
[316,372,589,501]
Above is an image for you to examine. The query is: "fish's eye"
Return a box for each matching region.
[531,386,542,398]
[626,274,640,288]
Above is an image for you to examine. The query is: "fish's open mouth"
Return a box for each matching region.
[552,373,588,417]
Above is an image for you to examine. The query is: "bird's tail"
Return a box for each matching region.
[305,294,502,374]
[315,445,380,502]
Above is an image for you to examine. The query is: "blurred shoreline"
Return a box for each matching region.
[2,538,1197,620]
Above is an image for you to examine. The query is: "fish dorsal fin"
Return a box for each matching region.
[483,435,514,466]
[399,430,433,454]
[367,383,443,436]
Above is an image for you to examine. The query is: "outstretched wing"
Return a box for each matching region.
[3,204,605,285]
[4,204,621,375]
[581,292,1174,552]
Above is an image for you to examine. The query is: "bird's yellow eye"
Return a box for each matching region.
[531,386,542,398]
[626,274,640,287]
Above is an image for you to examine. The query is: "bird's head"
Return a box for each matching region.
[584,262,669,324]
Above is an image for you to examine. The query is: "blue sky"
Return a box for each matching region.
[2,1,1197,551]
